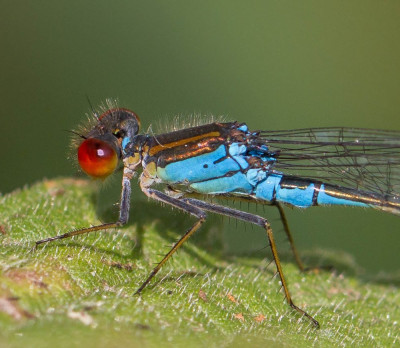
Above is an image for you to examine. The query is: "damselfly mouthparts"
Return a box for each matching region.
[36,99,400,328]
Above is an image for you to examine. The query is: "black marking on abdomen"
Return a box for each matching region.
[280,176,314,190]
[312,182,321,206]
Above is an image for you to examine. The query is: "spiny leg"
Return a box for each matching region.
[35,222,122,246]
[275,202,305,271]
[134,188,206,295]
[183,198,320,328]
[35,176,132,247]
[276,203,333,273]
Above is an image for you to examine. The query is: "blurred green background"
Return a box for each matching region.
[1,2,399,275]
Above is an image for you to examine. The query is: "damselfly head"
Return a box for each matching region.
[71,99,140,180]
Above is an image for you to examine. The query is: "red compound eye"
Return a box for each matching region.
[78,138,118,179]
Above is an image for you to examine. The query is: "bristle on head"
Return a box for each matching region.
[68,98,123,174]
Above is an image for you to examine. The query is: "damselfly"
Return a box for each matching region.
[36,99,400,328]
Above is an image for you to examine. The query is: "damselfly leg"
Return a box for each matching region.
[183,198,320,328]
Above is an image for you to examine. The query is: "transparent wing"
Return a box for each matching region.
[259,127,400,197]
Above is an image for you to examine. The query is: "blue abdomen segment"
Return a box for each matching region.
[316,184,369,207]
[255,175,318,207]
[255,176,370,208]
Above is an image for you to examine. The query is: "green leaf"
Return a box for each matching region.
[0,178,399,347]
